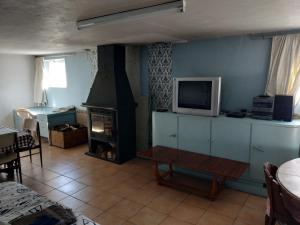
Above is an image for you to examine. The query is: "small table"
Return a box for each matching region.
[0,126,17,136]
[0,127,35,152]
[152,146,249,200]
[277,158,300,200]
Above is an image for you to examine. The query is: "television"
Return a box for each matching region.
[172,77,221,116]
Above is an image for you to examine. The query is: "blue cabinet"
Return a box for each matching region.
[152,112,177,148]
[152,111,300,196]
[250,124,300,181]
[178,115,210,155]
[211,117,251,162]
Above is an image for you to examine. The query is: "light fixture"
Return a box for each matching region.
[77,0,186,30]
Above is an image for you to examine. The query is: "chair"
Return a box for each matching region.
[16,108,36,128]
[19,119,43,167]
[0,133,22,183]
[281,185,300,223]
[264,162,299,225]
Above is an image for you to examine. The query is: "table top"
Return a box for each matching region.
[0,126,17,136]
[152,146,249,179]
[277,158,300,200]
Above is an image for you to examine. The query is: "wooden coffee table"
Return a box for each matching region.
[151,146,249,200]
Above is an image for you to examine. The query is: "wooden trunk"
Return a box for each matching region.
[51,127,88,149]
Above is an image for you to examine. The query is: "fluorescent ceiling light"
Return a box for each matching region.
[77,0,186,30]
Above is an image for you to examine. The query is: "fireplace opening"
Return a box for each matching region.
[91,112,114,137]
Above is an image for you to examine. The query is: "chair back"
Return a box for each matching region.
[16,108,34,119]
[0,133,16,149]
[264,162,296,223]
[281,186,300,223]
[23,119,37,132]
[23,119,41,146]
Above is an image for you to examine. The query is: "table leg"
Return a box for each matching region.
[210,176,219,200]
[169,162,174,177]
[154,161,161,184]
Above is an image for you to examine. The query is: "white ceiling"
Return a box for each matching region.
[1,0,300,55]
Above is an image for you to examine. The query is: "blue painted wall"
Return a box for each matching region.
[46,52,94,108]
[141,36,272,111]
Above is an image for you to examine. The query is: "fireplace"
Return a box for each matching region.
[87,108,118,162]
[90,109,115,140]
[82,45,136,164]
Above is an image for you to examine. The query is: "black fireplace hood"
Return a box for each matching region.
[82,45,135,109]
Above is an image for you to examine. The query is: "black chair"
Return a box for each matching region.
[0,133,22,183]
[19,119,43,167]
[264,162,299,225]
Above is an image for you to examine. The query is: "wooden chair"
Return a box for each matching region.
[19,119,43,167]
[281,185,300,224]
[0,133,22,183]
[264,162,299,225]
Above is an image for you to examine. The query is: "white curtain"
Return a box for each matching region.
[33,57,47,106]
[265,34,300,113]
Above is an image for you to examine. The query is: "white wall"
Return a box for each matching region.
[0,54,35,127]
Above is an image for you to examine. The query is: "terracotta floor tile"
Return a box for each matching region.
[236,206,265,225]
[197,211,234,225]
[89,192,122,211]
[129,207,167,225]
[160,217,192,225]
[64,168,90,179]
[27,169,60,182]
[72,186,101,202]
[170,203,205,224]
[141,181,169,194]
[106,199,144,219]
[218,189,249,206]
[59,196,85,210]
[160,188,189,202]
[126,188,161,205]
[94,212,127,225]
[77,203,103,219]
[124,175,152,188]
[27,182,53,195]
[207,200,241,219]
[108,183,138,198]
[44,189,68,202]
[183,194,212,210]
[244,195,266,210]
[147,195,182,214]
[57,180,86,195]
[45,175,73,188]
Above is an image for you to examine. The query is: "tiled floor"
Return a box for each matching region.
[17,143,266,225]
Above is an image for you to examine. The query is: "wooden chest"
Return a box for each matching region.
[51,126,88,148]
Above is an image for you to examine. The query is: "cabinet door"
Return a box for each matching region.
[152,112,178,148]
[178,115,210,155]
[250,124,300,181]
[211,118,251,162]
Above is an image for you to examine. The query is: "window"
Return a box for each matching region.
[43,58,67,88]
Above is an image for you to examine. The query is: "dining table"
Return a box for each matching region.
[276,158,300,200]
[0,126,35,152]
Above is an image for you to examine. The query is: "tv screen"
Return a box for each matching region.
[178,81,212,110]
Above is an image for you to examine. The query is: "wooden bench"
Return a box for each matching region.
[150,146,249,200]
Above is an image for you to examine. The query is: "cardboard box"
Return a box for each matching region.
[51,126,88,149]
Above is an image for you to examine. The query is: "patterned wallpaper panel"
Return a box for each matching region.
[148,43,173,110]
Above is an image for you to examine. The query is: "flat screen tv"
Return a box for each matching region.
[172,77,221,116]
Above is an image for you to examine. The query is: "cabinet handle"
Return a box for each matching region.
[253,146,265,152]
[169,134,177,138]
